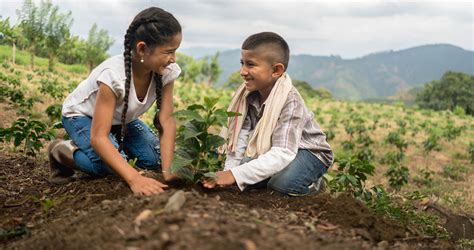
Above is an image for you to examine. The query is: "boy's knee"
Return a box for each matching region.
[267,175,306,195]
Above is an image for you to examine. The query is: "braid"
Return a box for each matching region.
[153,72,164,135]
[119,23,135,152]
[118,7,181,152]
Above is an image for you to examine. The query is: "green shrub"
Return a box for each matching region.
[0,117,56,157]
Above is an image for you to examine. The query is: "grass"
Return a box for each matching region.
[0,44,88,74]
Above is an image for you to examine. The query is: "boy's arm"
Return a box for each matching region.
[229,146,296,190]
[224,127,251,170]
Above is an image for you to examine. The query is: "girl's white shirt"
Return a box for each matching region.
[62,55,181,125]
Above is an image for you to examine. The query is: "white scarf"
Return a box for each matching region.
[219,73,293,158]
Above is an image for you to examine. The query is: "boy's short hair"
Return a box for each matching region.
[242,32,290,70]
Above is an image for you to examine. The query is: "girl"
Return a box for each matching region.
[48,7,181,196]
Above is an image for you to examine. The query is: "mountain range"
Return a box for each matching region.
[182,44,474,100]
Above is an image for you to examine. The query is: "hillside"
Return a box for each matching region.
[212,44,474,100]
[1,48,473,248]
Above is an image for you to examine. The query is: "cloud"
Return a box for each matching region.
[1,0,472,58]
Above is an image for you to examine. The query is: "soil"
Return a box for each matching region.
[0,151,466,249]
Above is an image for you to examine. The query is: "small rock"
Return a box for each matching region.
[164,191,186,213]
[241,239,257,250]
[249,209,260,218]
[101,199,112,206]
[288,212,298,222]
[168,224,180,231]
[134,209,153,226]
[160,232,170,241]
[377,240,389,249]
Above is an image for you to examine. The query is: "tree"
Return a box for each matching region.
[416,71,474,115]
[0,17,24,64]
[314,87,333,99]
[43,6,73,71]
[206,52,222,84]
[57,35,86,65]
[177,52,222,84]
[83,24,115,72]
[293,79,332,100]
[223,70,242,89]
[16,0,53,69]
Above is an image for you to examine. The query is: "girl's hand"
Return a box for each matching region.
[129,175,168,195]
[162,170,181,182]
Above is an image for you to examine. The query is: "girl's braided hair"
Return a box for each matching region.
[119,7,181,151]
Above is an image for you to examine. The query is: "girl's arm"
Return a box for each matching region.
[91,83,167,195]
[156,81,179,181]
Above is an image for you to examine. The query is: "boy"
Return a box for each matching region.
[203,32,333,196]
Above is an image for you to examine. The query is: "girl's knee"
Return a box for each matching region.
[73,149,115,176]
[135,144,161,169]
[136,158,160,169]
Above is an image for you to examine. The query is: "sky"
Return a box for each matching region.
[1,0,473,59]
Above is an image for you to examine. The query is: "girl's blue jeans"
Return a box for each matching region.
[243,149,327,196]
[62,116,161,176]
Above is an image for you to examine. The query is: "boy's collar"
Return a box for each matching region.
[247,91,267,109]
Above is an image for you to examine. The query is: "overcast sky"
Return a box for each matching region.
[1,0,473,58]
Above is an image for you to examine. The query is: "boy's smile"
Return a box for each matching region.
[240,48,281,101]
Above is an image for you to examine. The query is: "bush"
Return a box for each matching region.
[0,117,55,157]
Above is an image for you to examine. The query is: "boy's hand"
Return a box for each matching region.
[129,175,168,196]
[203,170,235,189]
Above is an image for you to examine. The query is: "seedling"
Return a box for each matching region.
[171,97,240,182]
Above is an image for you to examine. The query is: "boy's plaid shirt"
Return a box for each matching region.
[244,87,333,167]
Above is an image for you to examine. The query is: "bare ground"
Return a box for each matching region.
[1,152,466,249]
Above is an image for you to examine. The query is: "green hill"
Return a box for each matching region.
[214,44,474,100]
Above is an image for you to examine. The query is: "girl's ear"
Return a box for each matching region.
[135,41,148,56]
[271,63,285,78]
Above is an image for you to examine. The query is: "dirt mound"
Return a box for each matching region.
[199,187,406,241]
[0,152,452,249]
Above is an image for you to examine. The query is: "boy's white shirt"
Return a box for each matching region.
[224,127,297,191]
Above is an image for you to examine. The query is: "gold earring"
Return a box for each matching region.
[140,57,144,63]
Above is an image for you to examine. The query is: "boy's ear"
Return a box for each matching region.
[271,63,285,78]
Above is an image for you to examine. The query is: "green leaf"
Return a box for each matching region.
[182,122,203,140]
[188,104,205,111]
[128,158,138,167]
[226,111,242,117]
[212,109,228,127]
[204,96,219,109]
[347,175,359,187]
[51,121,63,129]
[206,134,225,149]
[203,171,218,181]
[174,110,204,122]
[177,138,200,158]
[171,153,193,173]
